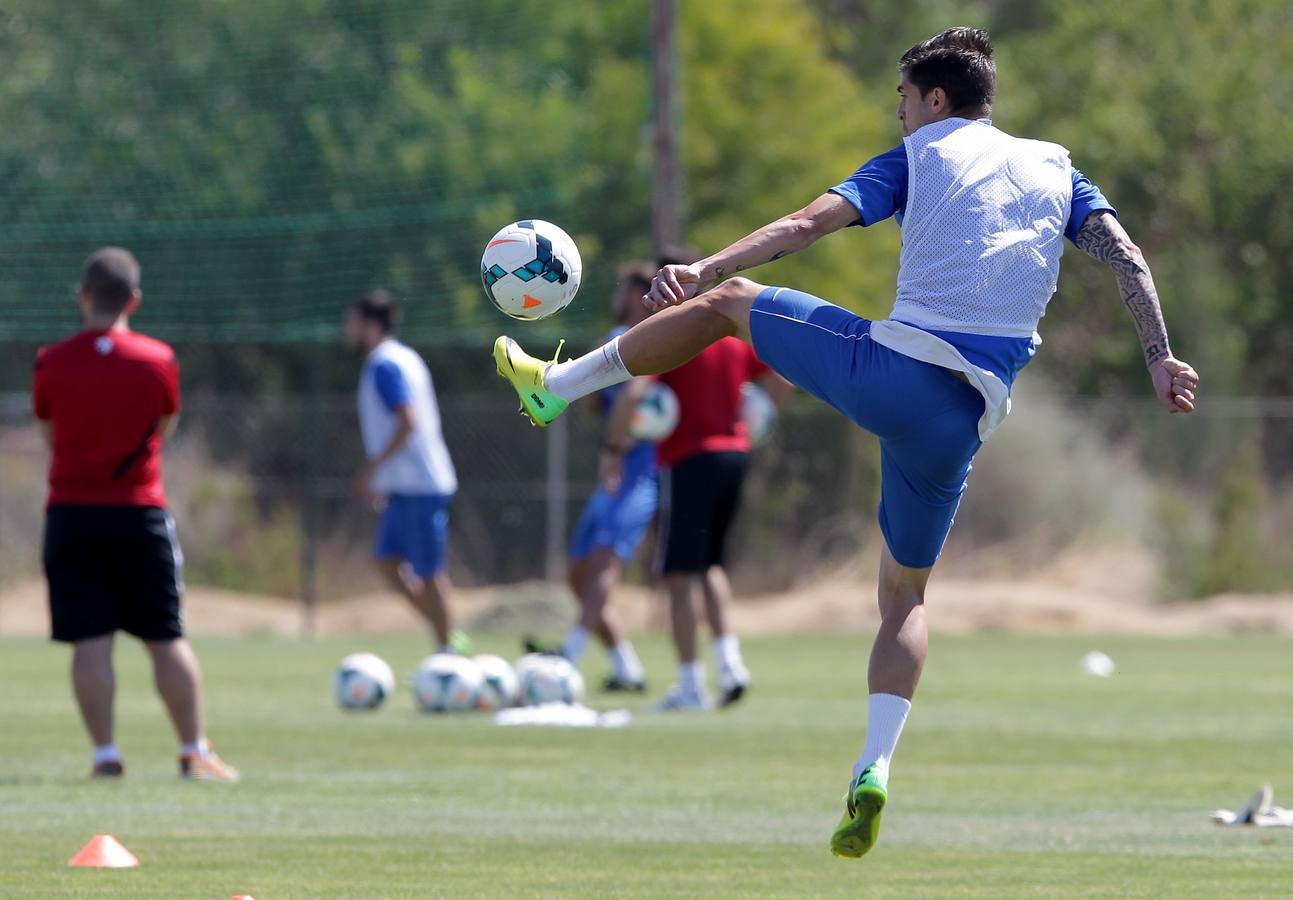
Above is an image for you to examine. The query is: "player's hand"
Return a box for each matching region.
[599,449,625,494]
[354,465,384,511]
[1148,356,1199,414]
[644,264,709,311]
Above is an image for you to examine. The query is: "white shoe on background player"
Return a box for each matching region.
[654,684,712,712]
[718,660,751,708]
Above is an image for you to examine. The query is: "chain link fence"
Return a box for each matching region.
[4,360,1293,627]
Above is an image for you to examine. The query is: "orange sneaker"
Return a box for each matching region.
[91,760,124,779]
[179,751,240,783]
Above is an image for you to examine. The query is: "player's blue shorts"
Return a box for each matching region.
[750,287,985,568]
[568,474,658,562]
[374,493,452,577]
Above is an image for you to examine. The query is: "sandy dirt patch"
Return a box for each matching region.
[3,544,1292,638]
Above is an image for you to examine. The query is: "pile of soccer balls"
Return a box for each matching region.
[334,651,585,714]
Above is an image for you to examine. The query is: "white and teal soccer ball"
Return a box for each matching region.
[629,381,680,442]
[480,220,582,320]
[334,652,395,711]
[741,382,778,446]
[516,654,586,706]
[413,654,485,713]
[473,654,520,710]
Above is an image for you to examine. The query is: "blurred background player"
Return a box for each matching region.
[651,250,791,712]
[527,263,657,693]
[344,291,465,653]
[34,247,238,781]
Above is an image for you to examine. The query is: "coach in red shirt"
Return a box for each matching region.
[34,247,237,781]
[654,335,789,711]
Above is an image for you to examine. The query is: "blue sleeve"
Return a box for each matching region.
[371,360,410,412]
[1066,168,1117,242]
[828,146,908,227]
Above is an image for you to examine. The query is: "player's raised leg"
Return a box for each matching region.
[493,277,763,426]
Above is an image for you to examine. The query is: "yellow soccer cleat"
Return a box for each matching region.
[830,763,888,858]
[492,336,569,427]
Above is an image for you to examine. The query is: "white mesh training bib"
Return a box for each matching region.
[892,118,1073,339]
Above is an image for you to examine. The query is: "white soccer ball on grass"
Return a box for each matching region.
[334,652,396,711]
[413,653,485,713]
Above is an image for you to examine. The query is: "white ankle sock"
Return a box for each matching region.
[546,336,631,401]
[713,634,744,674]
[92,743,121,765]
[853,693,911,779]
[561,625,591,665]
[180,738,211,759]
[679,660,706,695]
[609,641,644,682]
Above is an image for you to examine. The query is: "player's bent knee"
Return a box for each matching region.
[703,277,763,339]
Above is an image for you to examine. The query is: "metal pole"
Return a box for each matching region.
[651,0,681,258]
[300,336,322,637]
[544,413,569,581]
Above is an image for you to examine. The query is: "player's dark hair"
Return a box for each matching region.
[81,247,141,315]
[899,27,995,116]
[618,261,656,293]
[613,261,656,324]
[656,245,702,268]
[349,289,398,333]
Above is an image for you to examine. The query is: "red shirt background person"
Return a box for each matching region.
[654,335,790,711]
[34,246,237,782]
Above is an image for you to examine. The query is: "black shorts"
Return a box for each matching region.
[43,505,185,643]
[658,451,749,574]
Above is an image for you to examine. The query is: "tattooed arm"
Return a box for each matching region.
[1073,211,1200,413]
[644,192,858,310]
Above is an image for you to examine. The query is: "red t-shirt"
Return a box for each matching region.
[33,329,180,508]
[656,337,769,469]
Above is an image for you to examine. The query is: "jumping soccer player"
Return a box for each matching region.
[344,291,465,653]
[35,247,239,781]
[494,27,1199,857]
[533,263,657,692]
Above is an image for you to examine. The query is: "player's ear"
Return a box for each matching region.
[125,291,142,314]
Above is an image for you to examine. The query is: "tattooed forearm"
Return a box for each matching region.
[1073,211,1171,366]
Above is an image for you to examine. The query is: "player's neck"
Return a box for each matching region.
[82,313,131,333]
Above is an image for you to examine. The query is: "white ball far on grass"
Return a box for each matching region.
[1081,651,1116,678]
[334,652,396,711]
[413,653,486,713]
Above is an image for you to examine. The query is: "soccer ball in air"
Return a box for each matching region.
[741,382,778,446]
[413,654,484,713]
[334,652,395,711]
[480,220,582,320]
[628,382,680,442]
[516,654,586,706]
[473,654,520,710]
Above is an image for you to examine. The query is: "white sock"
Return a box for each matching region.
[609,641,644,683]
[92,743,121,765]
[713,634,744,674]
[180,738,211,759]
[852,693,911,779]
[546,336,631,401]
[678,660,706,696]
[561,625,591,665]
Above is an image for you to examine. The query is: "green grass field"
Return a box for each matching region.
[2,631,1291,898]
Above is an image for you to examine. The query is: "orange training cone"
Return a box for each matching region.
[68,834,140,868]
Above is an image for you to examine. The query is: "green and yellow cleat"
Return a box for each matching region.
[492,336,569,427]
[830,763,888,858]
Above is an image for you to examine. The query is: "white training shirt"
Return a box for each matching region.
[358,338,458,496]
